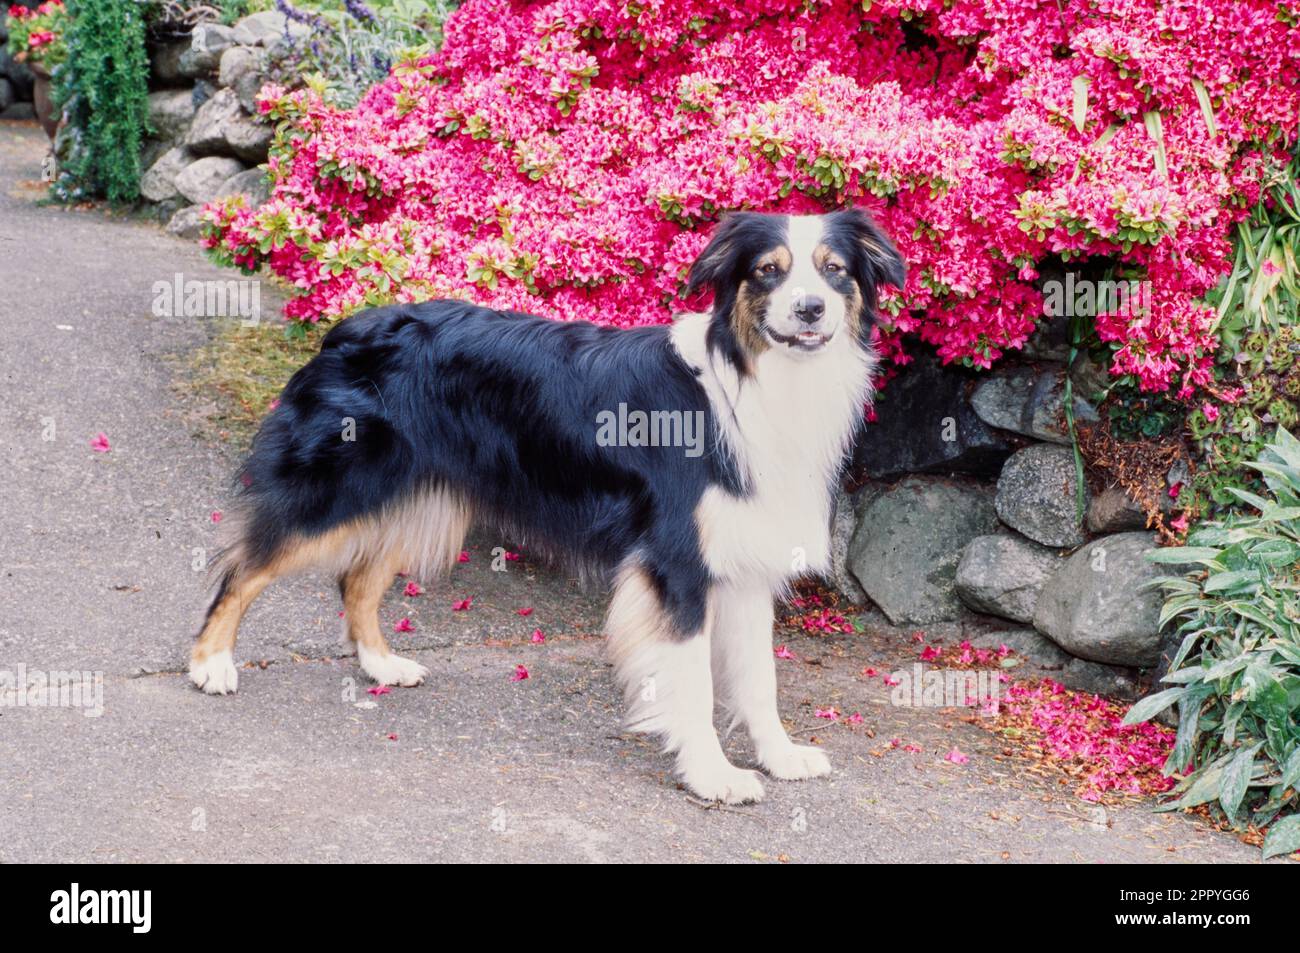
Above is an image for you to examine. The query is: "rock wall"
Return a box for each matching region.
[834,333,1184,699]
[136,14,296,237]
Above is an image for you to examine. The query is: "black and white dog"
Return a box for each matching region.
[190,209,905,803]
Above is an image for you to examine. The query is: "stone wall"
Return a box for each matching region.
[833,326,1184,700]
[135,13,306,237]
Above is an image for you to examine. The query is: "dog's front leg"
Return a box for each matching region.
[606,566,764,804]
[711,580,832,781]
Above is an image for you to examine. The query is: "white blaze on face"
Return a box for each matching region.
[768,215,845,342]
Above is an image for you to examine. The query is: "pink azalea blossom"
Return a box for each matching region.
[393,617,414,632]
[511,664,529,682]
[814,707,839,721]
[89,433,110,453]
[774,644,796,660]
[530,628,545,643]
[404,582,424,597]
[451,597,472,611]
[945,748,970,765]
[368,685,391,696]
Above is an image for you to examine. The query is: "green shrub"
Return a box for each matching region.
[52,0,150,203]
[1129,426,1300,858]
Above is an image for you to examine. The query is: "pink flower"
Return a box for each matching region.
[511,664,529,681]
[774,645,796,660]
[1168,481,1183,500]
[387,733,398,740]
[393,617,414,632]
[1202,403,1219,422]
[210,511,222,523]
[862,667,879,677]
[920,645,942,661]
[89,433,110,453]
[517,607,533,616]
[451,597,472,611]
[883,674,900,687]
[945,748,970,765]
[368,685,391,696]
[530,628,545,643]
[457,551,469,563]
[814,708,838,721]
[503,551,521,562]
[1170,512,1190,532]
[404,581,424,597]
[846,712,864,725]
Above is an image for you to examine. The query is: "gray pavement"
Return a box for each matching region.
[0,122,1265,862]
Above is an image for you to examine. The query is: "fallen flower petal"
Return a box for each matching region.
[457,551,470,563]
[530,628,545,643]
[814,708,838,721]
[517,607,534,616]
[774,644,796,660]
[393,618,414,633]
[90,433,111,453]
[210,511,222,523]
[452,597,473,611]
[404,582,424,597]
[368,685,391,696]
[511,664,529,681]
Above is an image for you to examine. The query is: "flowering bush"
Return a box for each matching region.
[203,0,1300,394]
[5,1,69,71]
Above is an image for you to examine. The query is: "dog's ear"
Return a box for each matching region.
[837,208,906,308]
[686,213,756,301]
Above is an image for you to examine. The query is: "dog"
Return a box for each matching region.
[190,208,905,803]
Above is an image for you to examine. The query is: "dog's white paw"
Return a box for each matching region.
[190,649,239,695]
[759,742,832,781]
[358,644,428,687]
[680,759,766,804]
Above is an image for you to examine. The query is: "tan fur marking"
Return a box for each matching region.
[340,554,404,656]
[733,281,772,362]
[755,246,792,272]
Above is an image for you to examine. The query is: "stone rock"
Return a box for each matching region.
[1069,351,1110,405]
[1059,658,1141,701]
[829,485,880,604]
[175,155,245,204]
[848,478,1000,625]
[1086,486,1149,533]
[217,166,271,207]
[971,365,1097,445]
[223,113,273,163]
[140,146,194,203]
[0,100,34,120]
[166,204,205,240]
[995,443,1088,548]
[218,44,265,90]
[966,628,1071,669]
[179,23,237,78]
[184,87,272,162]
[231,11,311,47]
[955,533,1063,623]
[185,87,243,155]
[233,67,271,115]
[853,353,1011,480]
[1032,532,1167,667]
[147,89,197,145]
[1021,308,1071,361]
[149,38,192,86]
[0,77,13,114]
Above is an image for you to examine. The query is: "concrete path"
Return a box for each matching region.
[0,122,1263,863]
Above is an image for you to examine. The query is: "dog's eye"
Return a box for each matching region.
[757,263,779,276]
[824,262,844,274]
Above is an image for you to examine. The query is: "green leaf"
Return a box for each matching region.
[1191,78,1217,138]
[1146,546,1221,564]
[1262,815,1300,859]
[1071,75,1091,134]
[1124,687,1188,725]
[1219,742,1264,826]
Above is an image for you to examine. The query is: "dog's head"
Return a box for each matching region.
[686,209,905,371]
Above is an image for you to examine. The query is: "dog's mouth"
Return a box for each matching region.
[765,327,833,352]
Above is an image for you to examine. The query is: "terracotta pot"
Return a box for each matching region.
[30,62,58,141]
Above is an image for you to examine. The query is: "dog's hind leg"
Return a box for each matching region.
[340,553,429,687]
[710,580,831,781]
[190,564,278,695]
[605,564,764,804]
[190,523,354,694]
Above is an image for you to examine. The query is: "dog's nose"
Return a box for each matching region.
[793,295,825,323]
